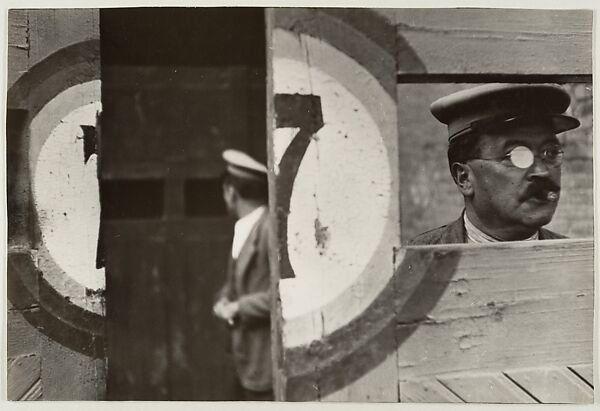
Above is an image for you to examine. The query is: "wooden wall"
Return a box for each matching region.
[7,9,105,401]
[100,8,266,400]
[268,8,594,402]
[6,6,594,403]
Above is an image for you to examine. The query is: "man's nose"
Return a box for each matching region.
[527,156,553,179]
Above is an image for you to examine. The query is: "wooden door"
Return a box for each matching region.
[100,8,266,400]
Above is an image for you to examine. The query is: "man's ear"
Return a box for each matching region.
[223,183,236,203]
[451,162,474,197]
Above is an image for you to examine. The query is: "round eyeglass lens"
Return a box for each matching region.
[509,146,534,169]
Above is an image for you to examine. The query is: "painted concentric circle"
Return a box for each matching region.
[7,40,104,357]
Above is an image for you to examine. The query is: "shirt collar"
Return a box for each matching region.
[231,205,267,259]
[463,212,539,243]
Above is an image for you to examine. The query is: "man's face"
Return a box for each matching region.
[466,121,562,234]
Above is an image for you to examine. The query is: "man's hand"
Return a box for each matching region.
[213,298,239,326]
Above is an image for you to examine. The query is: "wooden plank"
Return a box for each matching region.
[8,9,28,45]
[7,45,29,95]
[100,66,250,180]
[324,352,399,402]
[6,108,33,248]
[105,236,169,400]
[506,366,593,403]
[400,378,463,403]
[394,8,591,35]
[21,379,43,401]
[396,241,593,379]
[28,9,99,68]
[569,364,594,387]
[7,355,41,400]
[7,251,40,309]
[393,9,591,75]
[40,334,106,400]
[437,372,537,403]
[176,237,237,400]
[8,10,29,89]
[266,9,287,401]
[7,309,40,358]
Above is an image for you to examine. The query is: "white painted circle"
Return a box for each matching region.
[32,81,104,292]
[274,56,391,319]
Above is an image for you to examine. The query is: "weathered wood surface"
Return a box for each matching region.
[277,239,593,402]
[27,8,99,68]
[570,363,594,387]
[7,8,106,401]
[7,310,40,358]
[505,366,593,403]
[268,7,401,402]
[388,9,592,76]
[7,355,41,400]
[395,241,593,381]
[7,9,29,90]
[437,372,537,403]
[399,379,463,403]
[269,7,594,403]
[101,8,266,399]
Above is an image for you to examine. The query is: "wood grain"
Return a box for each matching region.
[105,235,170,400]
[21,379,43,401]
[400,378,463,403]
[505,366,593,403]
[28,9,99,68]
[40,335,106,400]
[569,364,594,387]
[7,355,41,400]
[323,352,399,402]
[396,240,593,380]
[7,10,29,89]
[7,8,106,401]
[437,372,537,403]
[392,9,592,75]
[7,309,40,359]
[280,239,593,402]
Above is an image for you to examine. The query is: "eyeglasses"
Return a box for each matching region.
[468,145,564,169]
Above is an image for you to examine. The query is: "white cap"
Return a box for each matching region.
[222,149,267,180]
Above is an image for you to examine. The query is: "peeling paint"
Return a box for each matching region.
[314,218,330,255]
[457,333,485,351]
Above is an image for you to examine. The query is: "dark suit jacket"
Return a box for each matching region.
[219,208,272,392]
[409,212,566,245]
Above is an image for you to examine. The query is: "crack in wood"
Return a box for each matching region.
[395,21,590,39]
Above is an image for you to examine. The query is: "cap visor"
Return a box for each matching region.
[549,114,581,134]
[226,165,267,181]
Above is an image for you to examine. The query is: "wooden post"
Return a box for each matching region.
[7,8,106,400]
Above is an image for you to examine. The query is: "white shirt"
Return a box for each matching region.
[231,206,267,259]
[464,212,538,243]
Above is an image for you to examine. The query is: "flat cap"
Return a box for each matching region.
[430,83,580,143]
[222,149,267,181]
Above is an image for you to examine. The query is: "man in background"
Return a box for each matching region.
[213,149,273,400]
[410,83,581,245]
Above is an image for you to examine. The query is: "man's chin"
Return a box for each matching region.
[518,204,557,229]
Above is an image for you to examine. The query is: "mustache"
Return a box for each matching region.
[523,179,561,199]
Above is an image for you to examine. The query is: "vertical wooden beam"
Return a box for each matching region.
[265,8,286,401]
[7,8,105,400]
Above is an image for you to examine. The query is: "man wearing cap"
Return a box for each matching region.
[213,149,273,400]
[409,83,580,245]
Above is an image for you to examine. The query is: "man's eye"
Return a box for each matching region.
[508,146,534,168]
[545,147,563,158]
